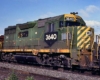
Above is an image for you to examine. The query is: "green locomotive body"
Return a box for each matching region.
[4,13,86,50]
[0,13,97,69]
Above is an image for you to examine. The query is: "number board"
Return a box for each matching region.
[65,17,74,21]
[44,32,58,46]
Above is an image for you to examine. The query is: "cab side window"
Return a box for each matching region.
[48,23,54,32]
[18,31,28,38]
[59,21,64,27]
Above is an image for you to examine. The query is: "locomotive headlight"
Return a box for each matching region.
[6,36,8,39]
[86,31,92,36]
[35,32,37,34]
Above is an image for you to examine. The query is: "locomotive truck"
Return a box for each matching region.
[0,12,100,73]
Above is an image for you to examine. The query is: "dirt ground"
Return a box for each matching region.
[0,67,60,80]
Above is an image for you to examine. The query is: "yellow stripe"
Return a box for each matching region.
[80,38,90,48]
[86,44,90,48]
[58,49,70,53]
[77,27,86,34]
[77,27,90,40]
[77,35,88,46]
[84,38,90,48]
[84,37,90,44]
[80,44,84,49]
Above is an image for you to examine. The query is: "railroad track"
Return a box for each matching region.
[0,62,100,80]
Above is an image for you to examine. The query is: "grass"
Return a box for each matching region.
[5,70,34,80]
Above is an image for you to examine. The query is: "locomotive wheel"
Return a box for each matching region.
[91,69,96,75]
[0,53,6,61]
[7,53,14,63]
[80,69,85,73]
[0,53,4,61]
[4,54,11,62]
[0,53,13,63]
[92,71,96,75]
[41,54,52,66]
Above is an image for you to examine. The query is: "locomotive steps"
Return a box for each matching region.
[0,62,100,80]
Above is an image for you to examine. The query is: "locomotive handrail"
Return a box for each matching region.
[70,26,74,58]
[66,25,69,48]
[91,34,95,62]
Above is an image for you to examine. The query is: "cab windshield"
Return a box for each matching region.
[65,21,81,26]
[59,21,85,27]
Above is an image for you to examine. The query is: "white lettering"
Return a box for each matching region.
[53,34,57,40]
[46,34,57,40]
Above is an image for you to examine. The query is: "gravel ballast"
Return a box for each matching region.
[0,62,100,80]
[0,67,60,80]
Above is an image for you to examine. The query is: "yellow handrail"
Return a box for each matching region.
[70,26,74,58]
[91,34,95,62]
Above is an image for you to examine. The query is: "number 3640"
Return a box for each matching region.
[46,34,57,40]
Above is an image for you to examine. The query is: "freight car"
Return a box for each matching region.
[0,12,100,73]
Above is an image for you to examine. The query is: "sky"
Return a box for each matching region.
[0,0,100,35]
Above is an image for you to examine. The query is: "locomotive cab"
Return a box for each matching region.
[57,13,94,67]
[60,12,86,27]
[43,13,89,68]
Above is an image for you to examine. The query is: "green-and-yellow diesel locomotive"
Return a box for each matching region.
[0,12,99,71]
